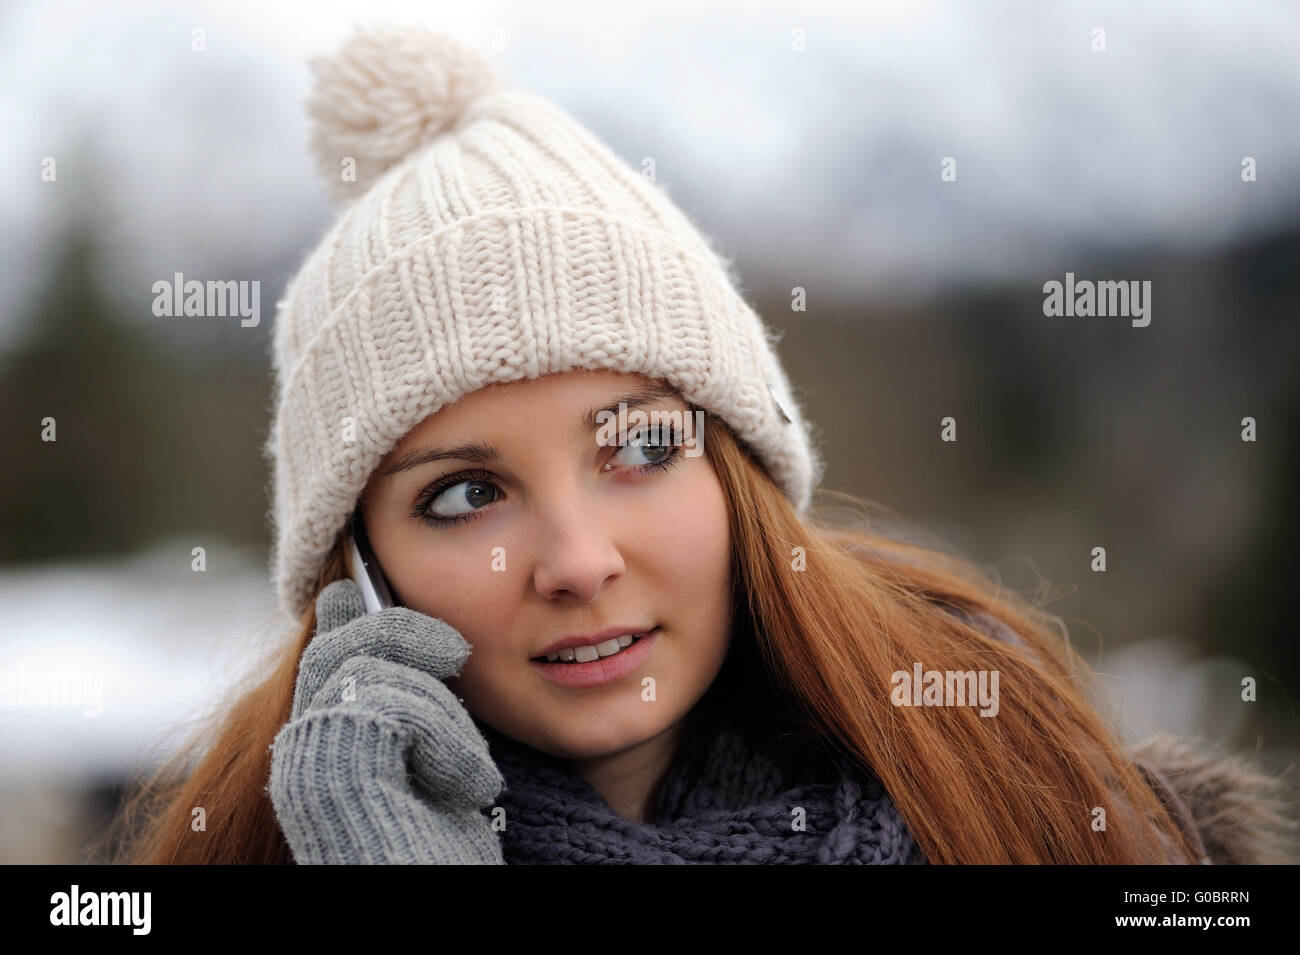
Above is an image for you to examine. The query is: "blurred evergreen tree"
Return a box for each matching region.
[0,214,273,562]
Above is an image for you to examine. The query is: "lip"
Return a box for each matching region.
[531,627,660,689]
[534,625,658,658]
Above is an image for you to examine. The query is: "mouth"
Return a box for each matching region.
[531,628,658,664]
[530,627,661,690]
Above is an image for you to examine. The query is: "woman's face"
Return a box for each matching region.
[358,369,734,761]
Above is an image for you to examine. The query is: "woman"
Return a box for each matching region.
[117,27,1293,865]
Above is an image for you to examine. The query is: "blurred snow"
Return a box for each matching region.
[1095,639,1254,746]
[0,540,285,786]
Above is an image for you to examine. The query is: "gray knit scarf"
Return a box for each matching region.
[477,713,927,865]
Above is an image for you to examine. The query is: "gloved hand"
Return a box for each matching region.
[268,579,505,864]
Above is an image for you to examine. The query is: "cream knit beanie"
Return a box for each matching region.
[264,26,825,619]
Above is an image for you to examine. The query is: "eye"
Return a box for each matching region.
[415,468,500,527]
[608,425,681,470]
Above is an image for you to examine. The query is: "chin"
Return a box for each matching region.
[541,717,671,762]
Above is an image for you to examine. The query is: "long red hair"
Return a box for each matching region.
[112,409,1202,863]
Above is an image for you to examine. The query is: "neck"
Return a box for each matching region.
[571,721,686,823]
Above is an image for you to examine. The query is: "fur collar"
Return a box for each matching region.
[1129,733,1297,864]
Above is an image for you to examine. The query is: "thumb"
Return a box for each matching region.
[316,579,367,634]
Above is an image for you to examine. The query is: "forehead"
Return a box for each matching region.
[389,369,681,451]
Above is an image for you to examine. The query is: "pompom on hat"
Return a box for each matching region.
[265,25,825,619]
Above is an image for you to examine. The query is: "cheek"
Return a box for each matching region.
[389,539,518,655]
[659,469,730,594]
[633,465,733,667]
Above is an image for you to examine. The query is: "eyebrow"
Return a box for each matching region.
[381,382,683,477]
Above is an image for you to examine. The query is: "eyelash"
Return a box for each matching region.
[411,427,687,529]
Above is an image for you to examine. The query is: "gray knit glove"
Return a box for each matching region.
[268,579,505,864]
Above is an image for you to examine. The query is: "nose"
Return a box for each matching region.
[530,489,625,603]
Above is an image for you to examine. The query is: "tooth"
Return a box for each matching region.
[544,635,646,664]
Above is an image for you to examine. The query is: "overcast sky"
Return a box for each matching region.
[3,0,1300,347]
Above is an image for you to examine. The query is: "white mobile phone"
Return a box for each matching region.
[346,527,397,612]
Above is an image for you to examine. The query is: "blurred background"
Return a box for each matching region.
[2,0,1297,863]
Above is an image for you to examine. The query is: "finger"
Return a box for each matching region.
[352,676,504,808]
[407,691,505,809]
[291,580,371,717]
[314,653,453,711]
[315,579,367,634]
[313,654,502,806]
[297,607,473,712]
